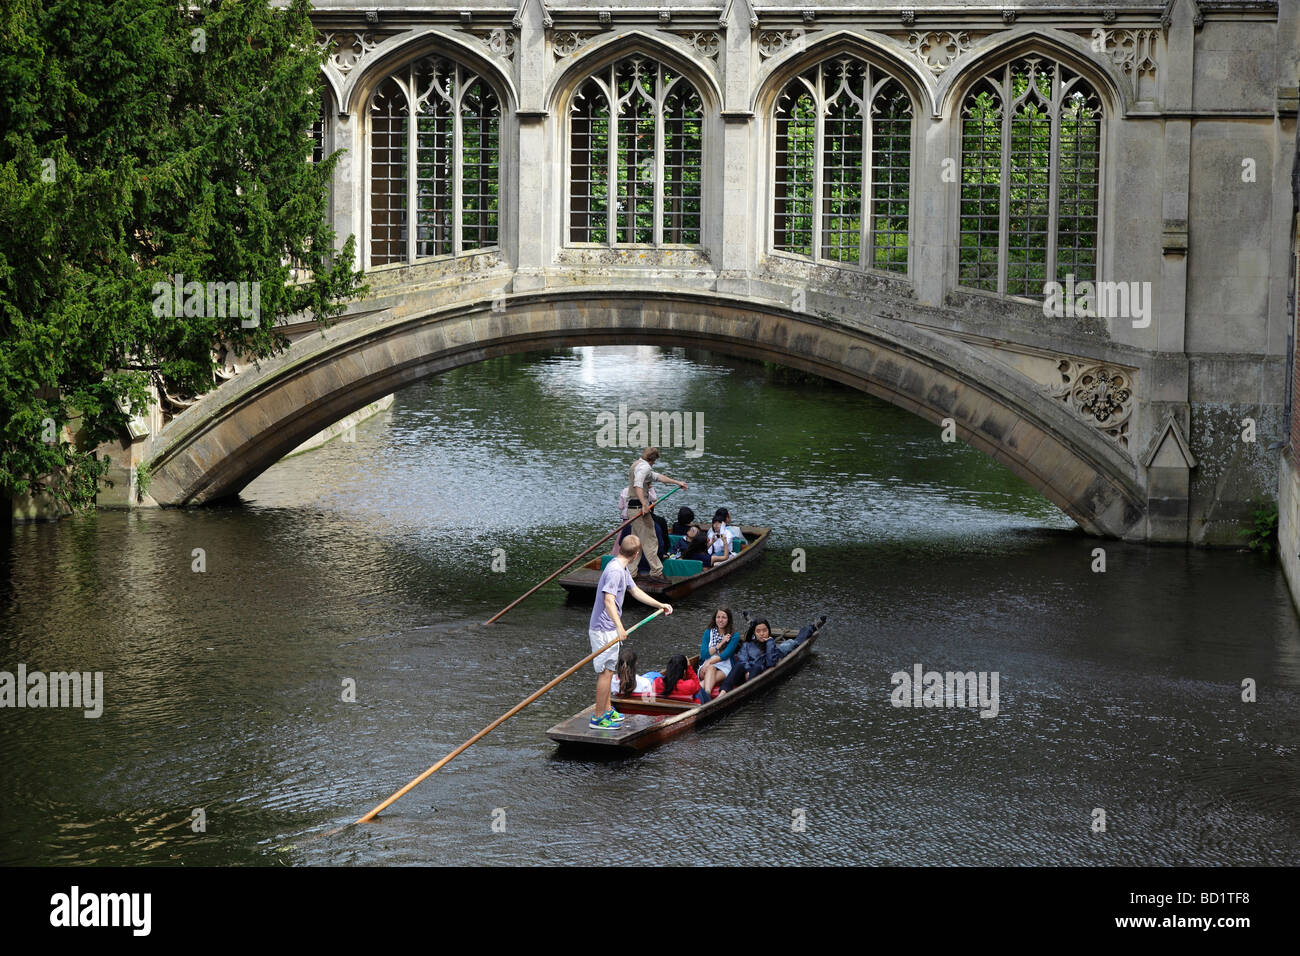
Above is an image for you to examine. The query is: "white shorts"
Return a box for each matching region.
[705,658,732,677]
[589,629,620,673]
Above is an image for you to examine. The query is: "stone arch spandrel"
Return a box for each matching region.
[939,27,1132,119]
[751,29,934,118]
[545,29,724,116]
[342,28,521,117]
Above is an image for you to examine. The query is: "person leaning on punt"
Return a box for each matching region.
[696,607,740,703]
[623,447,688,584]
[717,618,781,695]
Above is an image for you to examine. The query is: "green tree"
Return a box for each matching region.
[0,0,364,511]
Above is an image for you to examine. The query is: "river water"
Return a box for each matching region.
[2,346,1297,865]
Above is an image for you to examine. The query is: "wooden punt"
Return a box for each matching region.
[557,525,770,602]
[546,620,823,753]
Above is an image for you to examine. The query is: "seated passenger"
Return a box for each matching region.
[705,518,734,563]
[670,507,697,537]
[713,508,745,550]
[609,646,660,697]
[696,607,740,702]
[718,618,781,694]
[651,654,701,701]
[674,525,712,566]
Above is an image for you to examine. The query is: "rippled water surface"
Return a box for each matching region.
[2,347,1298,865]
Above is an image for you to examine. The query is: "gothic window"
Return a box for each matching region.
[569,58,703,246]
[368,57,501,267]
[959,57,1102,298]
[772,58,913,273]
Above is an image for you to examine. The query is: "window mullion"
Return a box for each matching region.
[608,67,618,246]
[654,75,665,246]
[812,74,825,261]
[997,67,1011,295]
[453,74,464,256]
[1045,72,1062,290]
[406,71,417,264]
[860,86,872,271]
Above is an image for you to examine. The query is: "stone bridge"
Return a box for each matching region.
[129,0,1299,544]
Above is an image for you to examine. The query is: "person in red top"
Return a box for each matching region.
[651,654,701,701]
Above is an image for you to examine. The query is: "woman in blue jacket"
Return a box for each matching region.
[696,607,739,703]
[718,618,782,694]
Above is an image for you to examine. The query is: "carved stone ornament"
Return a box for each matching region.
[552,31,594,58]
[321,32,381,75]
[677,31,722,59]
[475,27,517,60]
[1089,28,1158,98]
[906,31,971,74]
[1044,360,1135,448]
[758,30,803,58]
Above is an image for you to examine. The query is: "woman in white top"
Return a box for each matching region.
[706,518,733,562]
[713,508,745,551]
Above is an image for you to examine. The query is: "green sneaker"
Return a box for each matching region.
[607,708,625,722]
[589,711,621,730]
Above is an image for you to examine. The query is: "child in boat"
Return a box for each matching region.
[718,618,781,694]
[651,654,701,701]
[696,607,740,702]
[610,645,660,697]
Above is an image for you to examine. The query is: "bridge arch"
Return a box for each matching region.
[143,293,1146,538]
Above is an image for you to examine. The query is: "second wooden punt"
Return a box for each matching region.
[557,525,771,602]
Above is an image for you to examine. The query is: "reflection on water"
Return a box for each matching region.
[1,347,1297,865]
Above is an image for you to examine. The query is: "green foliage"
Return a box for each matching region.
[1243,502,1278,557]
[0,0,365,511]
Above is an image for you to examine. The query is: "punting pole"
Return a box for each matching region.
[482,485,680,625]
[348,608,666,827]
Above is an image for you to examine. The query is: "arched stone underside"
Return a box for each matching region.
[144,293,1147,537]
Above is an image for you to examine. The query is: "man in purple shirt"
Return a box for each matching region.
[588,534,673,729]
